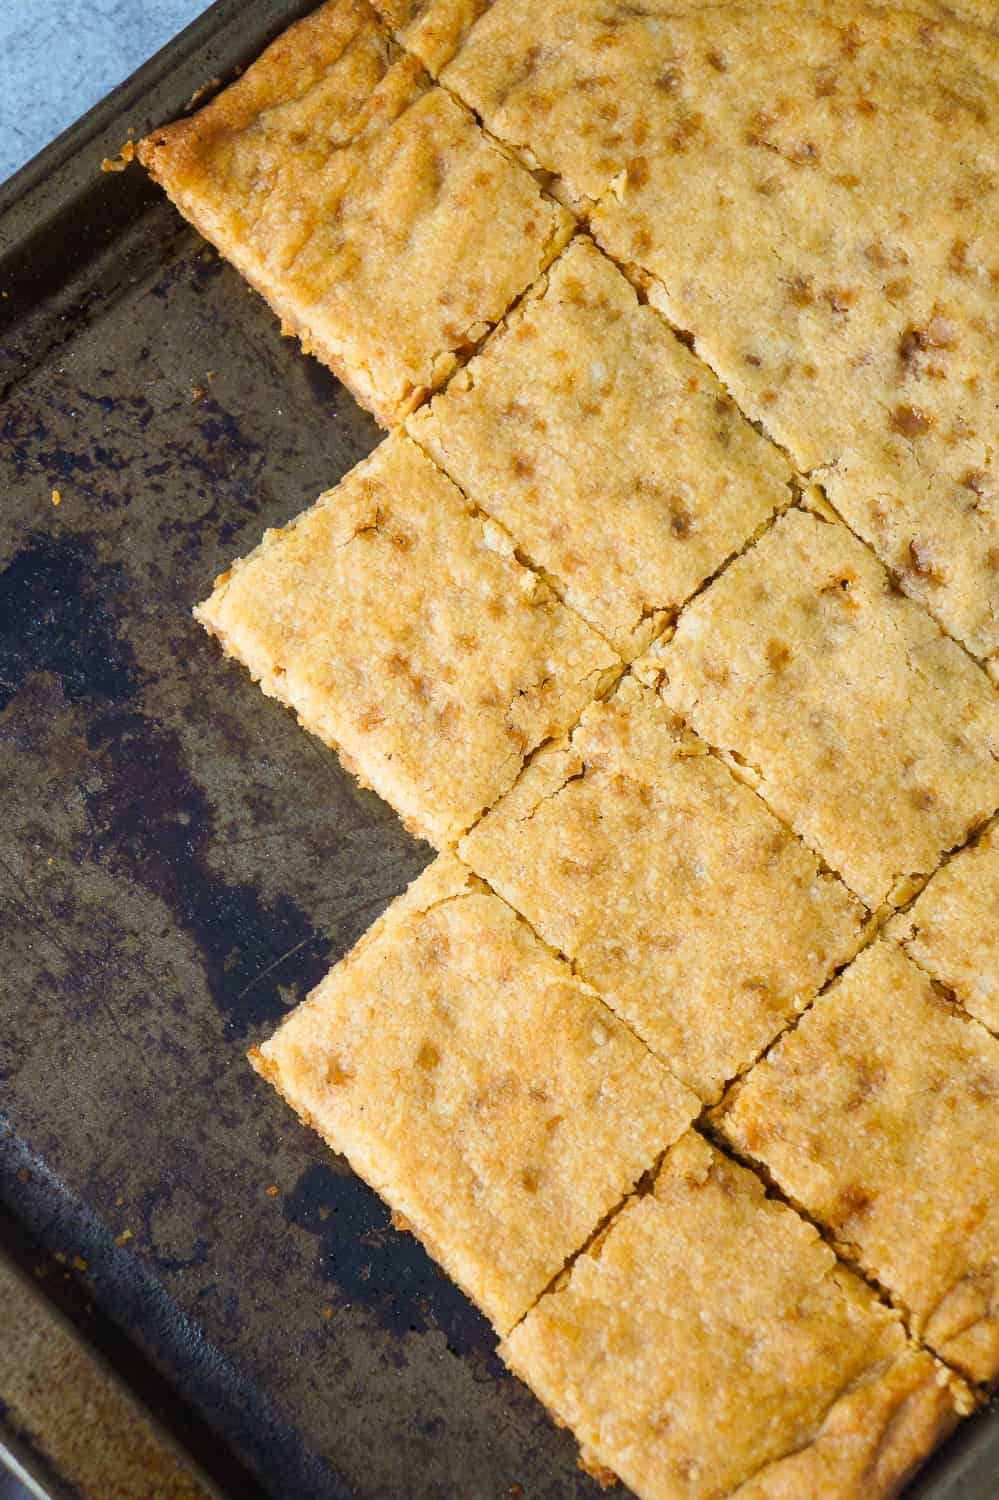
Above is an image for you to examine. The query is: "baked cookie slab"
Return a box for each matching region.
[410,238,791,659]
[642,508,999,909]
[460,676,866,1100]
[138,0,572,427]
[439,0,999,665]
[587,1,999,666]
[721,940,999,1384]
[251,856,699,1335]
[195,433,620,847]
[888,823,999,1035]
[503,1131,964,1500]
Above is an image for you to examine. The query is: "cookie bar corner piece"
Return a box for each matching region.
[195,432,620,848]
[250,852,699,1335]
[137,0,572,427]
[502,1130,967,1500]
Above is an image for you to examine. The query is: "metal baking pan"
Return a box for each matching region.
[0,2,995,1495]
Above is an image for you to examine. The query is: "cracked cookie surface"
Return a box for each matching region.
[721,939,999,1384]
[503,1130,964,1500]
[460,675,865,1099]
[888,822,999,1036]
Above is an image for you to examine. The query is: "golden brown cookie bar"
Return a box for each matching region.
[370,0,493,74]
[641,508,999,909]
[410,238,791,659]
[196,433,619,847]
[721,939,999,1384]
[441,1,999,664]
[460,676,866,1100]
[503,1131,965,1500]
[251,856,699,1335]
[442,0,998,199]
[888,823,999,1035]
[586,2,999,665]
[138,0,572,427]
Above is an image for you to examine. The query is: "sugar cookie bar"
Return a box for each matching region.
[410,238,791,659]
[139,0,572,426]
[460,676,866,1099]
[196,433,619,847]
[643,508,999,908]
[504,1131,965,1500]
[721,940,999,1384]
[252,856,699,1334]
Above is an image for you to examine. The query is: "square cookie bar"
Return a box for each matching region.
[644,508,999,909]
[251,856,698,1334]
[591,3,998,666]
[888,822,999,1035]
[460,676,866,1100]
[138,0,572,426]
[504,1131,964,1500]
[721,940,999,1384]
[410,237,790,659]
[438,1,999,664]
[196,433,619,847]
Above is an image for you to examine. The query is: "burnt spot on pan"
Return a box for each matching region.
[0,530,140,710]
[148,243,229,301]
[0,529,330,1036]
[82,704,331,1037]
[284,1163,501,1373]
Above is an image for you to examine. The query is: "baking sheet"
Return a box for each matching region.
[0,2,995,1495]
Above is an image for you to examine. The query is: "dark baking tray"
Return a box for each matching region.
[0,3,995,1496]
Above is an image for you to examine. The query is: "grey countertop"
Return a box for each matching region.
[0,0,207,182]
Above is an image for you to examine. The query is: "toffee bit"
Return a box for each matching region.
[909,538,946,582]
[51,489,61,506]
[890,404,933,437]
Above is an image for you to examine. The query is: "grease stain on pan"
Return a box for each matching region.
[284,1163,502,1377]
[0,530,140,708]
[0,528,331,1037]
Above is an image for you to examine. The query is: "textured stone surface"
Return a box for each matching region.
[0,1,206,180]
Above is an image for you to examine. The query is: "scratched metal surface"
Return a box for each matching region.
[0,4,995,1498]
